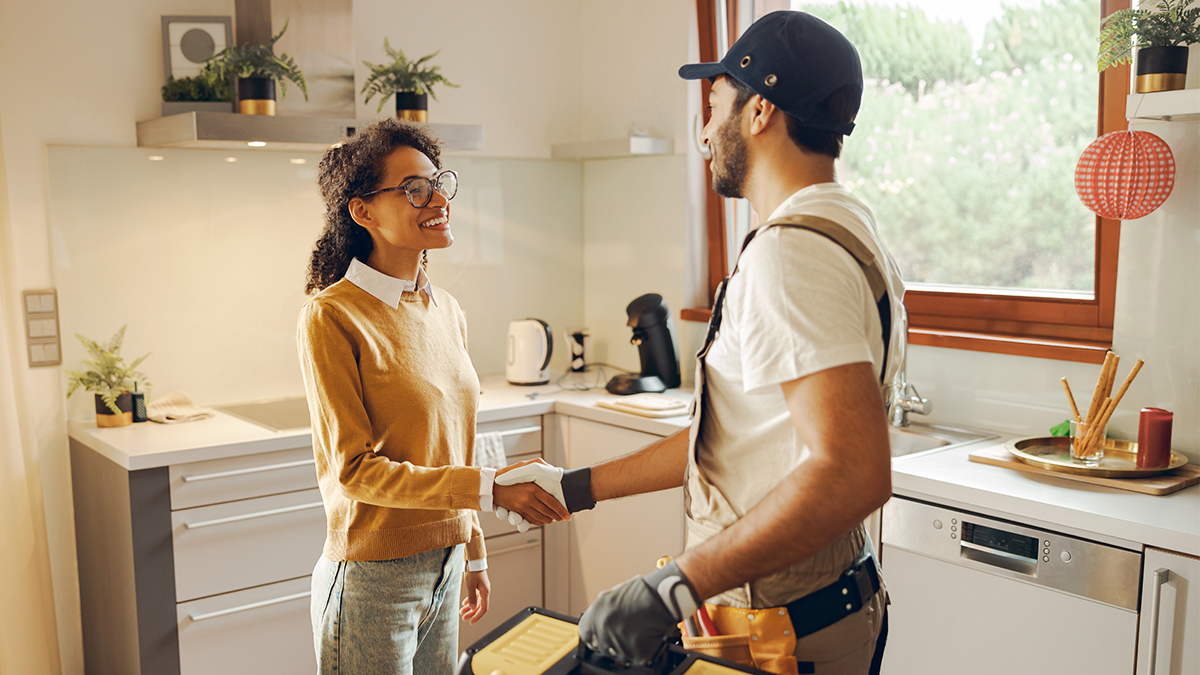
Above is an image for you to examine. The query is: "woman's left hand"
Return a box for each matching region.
[461,570,491,625]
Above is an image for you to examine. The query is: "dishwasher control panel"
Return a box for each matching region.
[882,497,1142,610]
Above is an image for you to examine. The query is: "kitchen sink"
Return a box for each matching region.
[888,421,997,459]
[214,396,311,432]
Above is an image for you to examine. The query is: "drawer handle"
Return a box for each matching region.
[182,458,316,483]
[1147,567,1171,675]
[490,540,542,556]
[189,591,311,622]
[184,501,324,529]
[477,425,541,441]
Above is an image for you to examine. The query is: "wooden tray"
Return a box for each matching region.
[969,445,1200,496]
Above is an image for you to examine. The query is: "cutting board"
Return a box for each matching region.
[969,445,1200,495]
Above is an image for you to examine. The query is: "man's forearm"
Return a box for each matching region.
[589,426,690,502]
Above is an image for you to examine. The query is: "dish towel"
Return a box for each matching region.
[146,390,214,424]
[474,432,507,469]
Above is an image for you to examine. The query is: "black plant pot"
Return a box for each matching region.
[95,392,134,428]
[237,77,277,115]
[395,92,428,122]
[1136,46,1189,93]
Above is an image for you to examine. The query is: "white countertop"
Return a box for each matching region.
[68,374,692,471]
[891,438,1200,556]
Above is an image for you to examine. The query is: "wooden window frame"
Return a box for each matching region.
[681,0,1130,366]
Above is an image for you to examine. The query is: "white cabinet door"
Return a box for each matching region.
[565,417,683,616]
[459,529,544,651]
[1137,548,1200,675]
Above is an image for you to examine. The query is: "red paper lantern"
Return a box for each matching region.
[1075,130,1175,220]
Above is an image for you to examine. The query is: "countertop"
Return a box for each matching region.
[67,374,692,471]
[891,438,1200,556]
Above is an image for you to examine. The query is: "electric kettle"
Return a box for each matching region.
[506,319,553,385]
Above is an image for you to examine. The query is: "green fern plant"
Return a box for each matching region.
[1098,0,1200,71]
[64,326,152,415]
[207,18,308,100]
[362,39,459,113]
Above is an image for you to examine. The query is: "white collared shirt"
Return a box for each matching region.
[344,257,439,308]
[343,257,491,573]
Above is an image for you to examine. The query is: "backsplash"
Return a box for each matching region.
[48,146,583,417]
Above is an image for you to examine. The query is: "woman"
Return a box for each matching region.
[298,117,568,675]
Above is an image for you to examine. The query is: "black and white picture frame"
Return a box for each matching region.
[161,15,233,83]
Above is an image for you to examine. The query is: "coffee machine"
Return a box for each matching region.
[606,293,681,395]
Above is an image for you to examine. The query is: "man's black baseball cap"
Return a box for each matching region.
[678,10,863,136]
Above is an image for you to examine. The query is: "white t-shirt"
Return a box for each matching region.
[697,182,906,520]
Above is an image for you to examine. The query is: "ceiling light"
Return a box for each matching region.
[248,141,266,147]
[148,155,164,161]
[290,158,307,165]
[224,157,238,163]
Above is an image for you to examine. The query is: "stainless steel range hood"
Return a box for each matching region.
[136,112,484,152]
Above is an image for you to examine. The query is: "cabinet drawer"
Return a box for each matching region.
[459,529,543,651]
[477,416,543,458]
[177,576,314,675]
[172,488,325,602]
[170,446,317,510]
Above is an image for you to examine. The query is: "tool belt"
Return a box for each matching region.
[681,547,881,675]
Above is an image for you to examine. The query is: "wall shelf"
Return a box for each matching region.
[1126,89,1200,122]
[551,136,674,160]
[135,112,484,152]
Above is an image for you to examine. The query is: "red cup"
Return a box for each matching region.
[1137,407,1173,468]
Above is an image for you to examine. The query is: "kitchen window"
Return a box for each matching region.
[683,0,1130,365]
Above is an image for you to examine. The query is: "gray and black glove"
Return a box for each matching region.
[578,560,701,667]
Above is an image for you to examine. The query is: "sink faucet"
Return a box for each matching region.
[888,315,931,427]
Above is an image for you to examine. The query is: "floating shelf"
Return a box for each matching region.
[1126,89,1200,122]
[550,136,674,160]
[135,112,484,152]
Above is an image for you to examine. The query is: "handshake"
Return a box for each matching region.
[490,459,593,531]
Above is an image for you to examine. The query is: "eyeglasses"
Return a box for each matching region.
[362,170,458,208]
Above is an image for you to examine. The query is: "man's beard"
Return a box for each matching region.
[710,113,749,199]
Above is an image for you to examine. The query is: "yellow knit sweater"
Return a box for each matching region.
[297,278,485,562]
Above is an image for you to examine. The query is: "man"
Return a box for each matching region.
[504,11,906,675]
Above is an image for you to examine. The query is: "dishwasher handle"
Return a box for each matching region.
[1146,568,1171,675]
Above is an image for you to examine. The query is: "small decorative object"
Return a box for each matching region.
[1098,0,1200,92]
[161,16,232,82]
[361,39,459,121]
[207,18,307,115]
[65,326,152,428]
[1137,407,1173,468]
[1059,352,1143,464]
[1075,130,1175,220]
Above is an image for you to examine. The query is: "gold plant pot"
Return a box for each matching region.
[1135,46,1188,93]
[237,78,278,116]
[95,392,133,428]
[395,92,429,123]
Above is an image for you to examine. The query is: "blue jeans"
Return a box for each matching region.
[311,544,464,675]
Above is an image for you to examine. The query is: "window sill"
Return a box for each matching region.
[682,309,1110,364]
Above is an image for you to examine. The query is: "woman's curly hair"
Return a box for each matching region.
[305,117,443,294]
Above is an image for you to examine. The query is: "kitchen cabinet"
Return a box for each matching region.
[1136,548,1200,675]
[563,416,684,615]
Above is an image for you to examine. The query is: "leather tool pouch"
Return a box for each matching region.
[681,604,805,675]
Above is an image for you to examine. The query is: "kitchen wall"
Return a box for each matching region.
[48,147,584,416]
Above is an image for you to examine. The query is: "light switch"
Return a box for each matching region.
[22,288,61,367]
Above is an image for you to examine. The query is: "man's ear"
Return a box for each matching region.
[348,197,373,229]
[748,96,779,136]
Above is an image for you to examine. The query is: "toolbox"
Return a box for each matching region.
[456,606,769,675]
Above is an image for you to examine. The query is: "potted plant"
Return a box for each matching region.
[65,326,151,428]
[160,62,235,116]
[1099,0,1200,92]
[207,18,307,115]
[362,39,459,121]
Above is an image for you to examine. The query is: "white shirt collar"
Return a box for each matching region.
[344,257,438,308]
[764,182,850,224]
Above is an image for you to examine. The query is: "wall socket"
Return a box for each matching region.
[23,289,61,367]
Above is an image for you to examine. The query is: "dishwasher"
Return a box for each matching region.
[880,496,1143,675]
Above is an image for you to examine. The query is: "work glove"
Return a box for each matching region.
[578,560,701,667]
[495,465,595,532]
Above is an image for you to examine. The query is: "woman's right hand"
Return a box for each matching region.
[493,459,570,526]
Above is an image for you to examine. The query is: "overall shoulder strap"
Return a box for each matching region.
[752,214,893,384]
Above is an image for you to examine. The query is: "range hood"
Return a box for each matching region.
[136,111,484,152]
